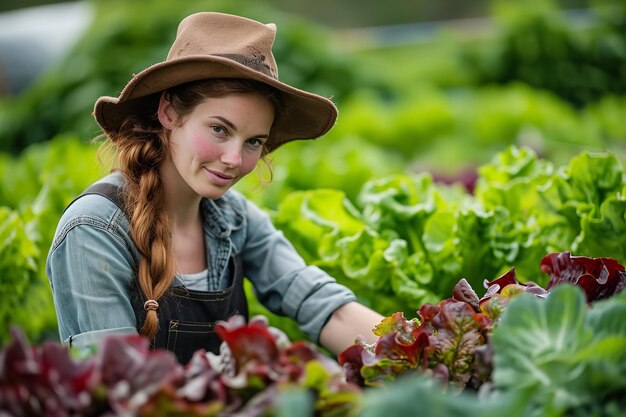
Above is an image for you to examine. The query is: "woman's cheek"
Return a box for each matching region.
[240,152,261,176]
[191,133,221,160]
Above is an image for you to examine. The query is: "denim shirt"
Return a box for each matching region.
[46,173,356,348]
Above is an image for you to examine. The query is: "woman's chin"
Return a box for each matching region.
[196,184,230,200]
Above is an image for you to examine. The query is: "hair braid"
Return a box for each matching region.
[115,127,174,340]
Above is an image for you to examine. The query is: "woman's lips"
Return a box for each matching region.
[204,168,235,186]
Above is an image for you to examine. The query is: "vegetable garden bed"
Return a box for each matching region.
[2,251,625,417]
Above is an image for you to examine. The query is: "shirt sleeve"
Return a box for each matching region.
[239,198,357,343]
[46,219,139,347]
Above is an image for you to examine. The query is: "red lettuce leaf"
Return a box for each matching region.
[479,268,548,320]
[97,334,182,415]
[0,327,101,416]
[215,316,280,372]
[420,299,489,389]
[452,278,480,312]
[339,313,430,387]
[177,350,228,403]
[360,331,430,387]
[541,252,626,302]
[372,312,420,342]
[338,343,366,386]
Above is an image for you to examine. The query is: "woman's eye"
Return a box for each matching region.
[247,138,265,148]
[211,125,226,135]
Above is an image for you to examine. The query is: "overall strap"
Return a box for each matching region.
[63,182,127,215]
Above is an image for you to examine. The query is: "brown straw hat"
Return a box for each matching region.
[93,12,338,151]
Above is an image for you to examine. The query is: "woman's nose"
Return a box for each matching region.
[219,142,243,168]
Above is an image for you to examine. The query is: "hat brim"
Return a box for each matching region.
[93,55,338,151]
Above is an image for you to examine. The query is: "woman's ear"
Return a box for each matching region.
[157,92,175,129]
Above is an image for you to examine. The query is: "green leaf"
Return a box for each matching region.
[272,189,365,263]
[493,286,591,405]
[492,284,626,413]
[563,151,624,208]
[572,195,626,261]
[0,207,39,344]
[359,374,529,417]
[358,174,437,254]
[275,388,314,417]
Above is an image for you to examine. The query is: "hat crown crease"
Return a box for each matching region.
[167,13,279,79]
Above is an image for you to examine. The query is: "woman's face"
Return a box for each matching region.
[160,93,274,200]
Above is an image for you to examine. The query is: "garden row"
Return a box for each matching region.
[265,146,626,319]
[2,135,625,347]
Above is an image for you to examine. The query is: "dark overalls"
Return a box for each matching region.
[68,182,249,364]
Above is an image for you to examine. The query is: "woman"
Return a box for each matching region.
[46,11,383,364]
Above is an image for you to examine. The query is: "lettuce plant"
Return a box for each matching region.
[492,285,626,415]
[339,278,492,392]
[339,252,626,397]
[271,147,626,325]
[0,316,360,417]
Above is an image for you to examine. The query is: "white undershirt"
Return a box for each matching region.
[175,268,209,291]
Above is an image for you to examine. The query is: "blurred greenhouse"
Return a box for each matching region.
[0,0,625,345]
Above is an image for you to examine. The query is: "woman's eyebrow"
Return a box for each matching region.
[211,116,236,130]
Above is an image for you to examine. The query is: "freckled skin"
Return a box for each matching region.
[162,93,275,201]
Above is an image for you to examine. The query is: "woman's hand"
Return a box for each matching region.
[319,301,384,356]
